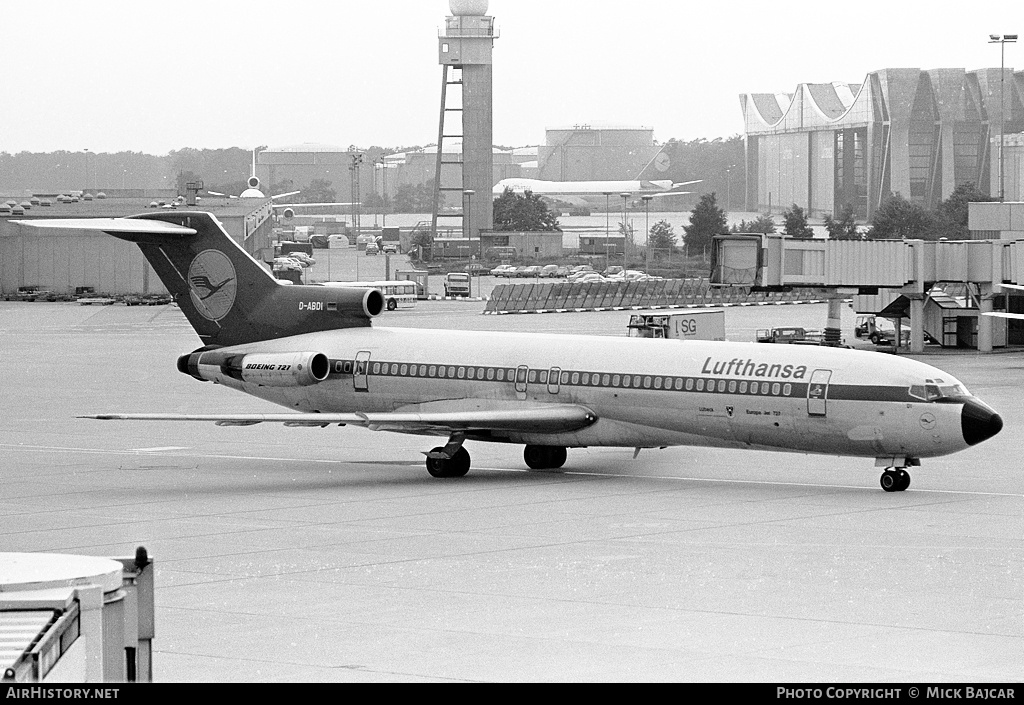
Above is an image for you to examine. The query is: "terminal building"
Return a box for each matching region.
[740,68,1024,219]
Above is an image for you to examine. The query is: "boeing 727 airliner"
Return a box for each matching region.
[18,213,1003,491]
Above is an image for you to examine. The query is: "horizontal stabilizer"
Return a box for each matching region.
[14,218,196,236]
[82,405,598,435]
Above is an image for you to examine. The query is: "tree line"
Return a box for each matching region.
[680,183,996,257]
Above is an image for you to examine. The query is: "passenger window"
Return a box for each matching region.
[372,363,381,374]
[602,374,610,386]
[686,378,694,391]
[783,383,792,396]
[400,364,408,376]
[529,370,538,383]
[467,368,476,380]
[560,371,569,384]
[728,380,737,393]
[612,374,620,386]
[643,376,652,388]
[497,369,505,381]
[571,372,579,385]
[707,380,716,392]
[772,383,781,395]
[740,381,748,393]
[429,366,437,377]
[654,377,663,389]
[697,379,704,391]
[458,367,465,379]
[487,368,495,380]
[674,378,683,390]
[419,365,427,377]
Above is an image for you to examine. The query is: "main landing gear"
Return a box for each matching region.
[879,468,912,492]
[424,439,570,478]
[426,446,471,478]
[523,445,567,470]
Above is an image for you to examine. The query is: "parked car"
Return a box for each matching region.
[540,264,560,278]
[491,264,516,277]
[364,243,379,255]
[382,243,399,254]
[522,265,543,278]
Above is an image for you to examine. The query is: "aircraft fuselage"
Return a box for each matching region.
[197,326,994,462]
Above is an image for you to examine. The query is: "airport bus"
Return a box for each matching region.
[320,280,418,311]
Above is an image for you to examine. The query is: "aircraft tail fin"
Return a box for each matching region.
[18,212,383,346]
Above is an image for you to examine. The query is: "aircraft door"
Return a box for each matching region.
[515,365,529,394]
[548,367,561,394]
[354,351,371,392]
[807,369,832,417]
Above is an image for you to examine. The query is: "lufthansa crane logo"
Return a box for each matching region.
[188,250,237,321]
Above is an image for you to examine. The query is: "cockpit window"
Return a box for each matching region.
[909,383,968,401]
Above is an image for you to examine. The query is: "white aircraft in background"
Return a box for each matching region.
[16,213,1004,492]
[984,283,1024,320]
[493,178,702,199]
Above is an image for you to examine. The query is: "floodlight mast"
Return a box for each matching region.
[989,34,1018,201]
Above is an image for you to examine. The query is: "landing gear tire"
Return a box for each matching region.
[524,445,567,470]
[880,468,911,492]
[426,446,471,478]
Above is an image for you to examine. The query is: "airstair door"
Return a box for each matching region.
[806,369,832,417]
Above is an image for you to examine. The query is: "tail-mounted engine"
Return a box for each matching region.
[178,350,330,387]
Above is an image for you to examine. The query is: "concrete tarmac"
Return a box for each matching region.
[0,300,1020,682]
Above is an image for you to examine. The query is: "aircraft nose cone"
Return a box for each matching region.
[962,398,1003,446]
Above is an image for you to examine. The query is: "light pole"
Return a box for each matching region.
[350,153,364,243]
[726,164,736,213]
[620,192,630,267]
[642,194,654,274]
[603,192,612,268]
[989,34,1018,201]
[464,189,475,296]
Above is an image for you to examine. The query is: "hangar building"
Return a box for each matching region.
[0,195,273,296]
[740,67,1024,219]
[534,125,668,183]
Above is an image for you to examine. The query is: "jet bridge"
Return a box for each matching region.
[710,234,1024,352]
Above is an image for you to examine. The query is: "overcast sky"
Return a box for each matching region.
[2,0,1019,155]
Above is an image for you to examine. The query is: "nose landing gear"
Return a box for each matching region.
[880,468,911,492]
[876,457,918,492]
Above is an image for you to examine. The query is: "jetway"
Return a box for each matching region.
[710,234,1024,352]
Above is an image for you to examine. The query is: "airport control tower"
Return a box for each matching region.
[433,0,497,241]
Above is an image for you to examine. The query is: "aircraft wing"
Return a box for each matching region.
[983,312,1024,320]
[273,202,359,209]
[82,405,598,434]
[648,191,693,199]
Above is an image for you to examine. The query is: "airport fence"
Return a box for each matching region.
[483,278,825,314]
